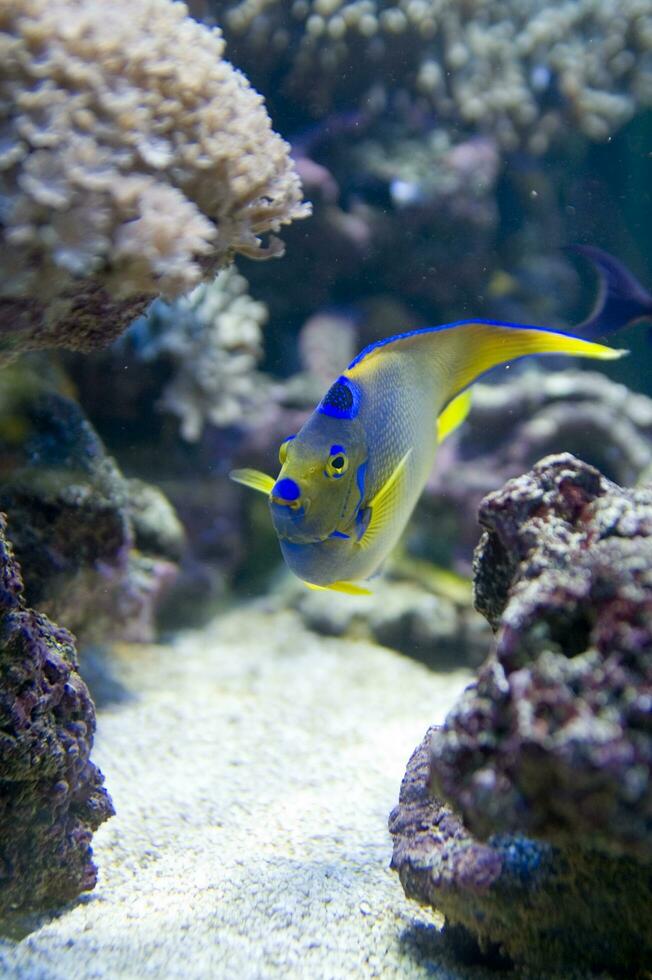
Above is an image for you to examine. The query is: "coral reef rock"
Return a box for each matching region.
[389,729,652,973]
[390,453,652,971]
[0,512,114,914]
[0,0,310,361]
[0,358,183,645]
[436,452,652,858]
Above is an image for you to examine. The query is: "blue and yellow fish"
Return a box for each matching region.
[231,249,651,595]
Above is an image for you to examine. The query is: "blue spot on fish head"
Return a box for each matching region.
[268,404,368,547]
[272,477,301,502]
[318,376,360,419]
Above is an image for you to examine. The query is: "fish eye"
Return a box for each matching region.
[279,435,295,465]
[325,445,348,478]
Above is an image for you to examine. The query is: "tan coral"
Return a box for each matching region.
[215,0,651,153]
[0,0,310,358]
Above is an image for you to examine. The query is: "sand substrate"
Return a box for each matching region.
[0,605,529,978]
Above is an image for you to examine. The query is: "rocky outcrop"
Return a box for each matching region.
[0,513,114,914]
[390,454,652,971]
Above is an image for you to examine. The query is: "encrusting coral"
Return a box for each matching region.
[214,0,652,153]
[127,265,270,442]
[390,453,652,971]
[0,0,310,360]
[0,512,114,914]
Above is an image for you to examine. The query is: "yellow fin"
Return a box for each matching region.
[229,468,276,495]
[437,388,473,443]
[305,580,372,596]
[358,449,412,552]
[348,320,627,404]
[445,322,626,400]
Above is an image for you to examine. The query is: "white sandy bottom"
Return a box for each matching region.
[0,606,494,980]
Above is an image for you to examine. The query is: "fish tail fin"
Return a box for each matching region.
[568,245,652,340]
[443,321,626,402]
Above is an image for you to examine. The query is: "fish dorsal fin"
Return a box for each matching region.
[305,580,372,596]
[437,388,473,443]
[229,468,276,495]
[358,449,412,551]
[445,322,626,400]
[347,319,626,403]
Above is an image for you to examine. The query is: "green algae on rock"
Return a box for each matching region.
[0,513,114,915]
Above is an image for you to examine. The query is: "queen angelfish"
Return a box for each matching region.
[230,311,633,594]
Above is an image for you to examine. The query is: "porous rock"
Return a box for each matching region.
[390,452,652,972]
[0,359,183,644]
[0,513,114,914]
[414,369,652,570]
[433,453,652,858]
[389,729,652,973]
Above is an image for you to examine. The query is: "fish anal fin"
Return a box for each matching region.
[357,449,412,551]
[304,580,372,596]
[229,468,276,495]
[437,388,473,443]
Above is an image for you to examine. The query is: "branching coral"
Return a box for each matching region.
[0,0,310,359]
[214,0,652,153]
[128,265,270,441]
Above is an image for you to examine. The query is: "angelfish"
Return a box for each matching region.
[231,317,629,594]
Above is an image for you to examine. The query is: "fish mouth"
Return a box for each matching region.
[276,529,329,546]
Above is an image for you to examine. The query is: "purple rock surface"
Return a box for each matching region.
[0,513,114,914]
[390,728,652,972]
[390,453,652,971]
[434,452,652,858]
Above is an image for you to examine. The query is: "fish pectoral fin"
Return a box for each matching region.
[304,580,372,596]
[357,449,412,551]
[437,388,473,443]
[229,468,276,495]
